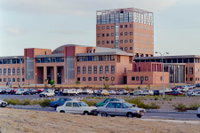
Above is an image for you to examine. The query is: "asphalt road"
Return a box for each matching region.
[16,107,200,121]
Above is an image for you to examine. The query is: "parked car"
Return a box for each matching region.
[0,100,7,107]
[160,88,173,94]
[0,88,4,94]
[23,89,38,95]
[130,90,143,96]
[108,90,116,95]
[118,90,128,95]
[196,84,200,87]
[82,89,93,95]
[2,88,11,94]
[15,89,25,95]
[54,88,60,95]
[197,107,200,118]
[93,90,99,96]
[39,90,55,97]
[96,101,145,118]
[167,91,184,96]
[50,98,75,110]
[153,90,160,95]
[37,88,44,93]
[56,100,97,115]
[75,89,83,94]
[96,98,125,107]
[97,90,110,96]
[141,90,154,96]
[191,91,200,97]
[187,90,195,96]
[10,88,20,94]
[186,84,195,89]
[181,85,189,92]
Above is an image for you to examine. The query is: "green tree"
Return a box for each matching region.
[50,80,55,88]
[137,86,141,90]
[75,81,81,87]
[105,85,109,89]
[147,81,150,90]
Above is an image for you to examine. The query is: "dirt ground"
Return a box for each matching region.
[0,108,200,133]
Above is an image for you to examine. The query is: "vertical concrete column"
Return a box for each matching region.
[54,66,57,84]
[43,66,47,83]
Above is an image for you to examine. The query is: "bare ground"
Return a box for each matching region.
[0,108,200,133]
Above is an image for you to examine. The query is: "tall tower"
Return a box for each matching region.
[96,7,154,57]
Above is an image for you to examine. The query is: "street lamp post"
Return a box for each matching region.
[155,51,169,98]
[35,73,37,88]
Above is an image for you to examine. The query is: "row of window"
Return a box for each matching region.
[77,55,115,62]
[97,24,153,30]
[0,68,24,76]
[97,32,153,38]
[97,40,153,45]
[120,47,132,51]
[132,76,149,81]
[77,77,115,82]
[136,58,196,63]
[134,40,154,44]
[0,59,24,65]
[134,32,153,37]
[36,57,64,63]
[0,78,25,82]
[77,66,115,74]
[135,48,154,52]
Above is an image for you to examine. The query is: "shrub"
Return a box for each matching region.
[82,99,97,106]
[125,98,150,109]
[174,103,187,111]
[154,97,158,100]
[105,85,109,89]
[23,99,32,105]
[189,103,200,110]
[150,102,160,109]
[38,99,54,107]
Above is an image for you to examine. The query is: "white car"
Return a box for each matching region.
[56,100,97,115]
[159,88,173,94]
[181,85,189,92]
[82,89,93,95]
[187,90,194,96]
[15,89,25,95]
[0,100,7,107]
[39,90,55,97]
[141,90,154,96]
[197,107,200,118]
[68,89,79,96]
[191,91,200,97]
[75,89,83,94]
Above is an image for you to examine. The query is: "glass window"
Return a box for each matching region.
[102,33,104,37]
[0,78,1,82]
[36,58,41,63]
[106,103,115,108]
[136,77,139,81]
[88,56,93,61]
[77,57,82,62]
[105,66,109,74]
[111,33,114,36]
[0,69,1,75]
[125,40,128,43]
[97,34,100,37]
[145,76,148,81]
[83,67,86,74]
[100,66,103,74]
[17,78,20,82]
[107,41,109,44]
[120,40,123,43]
[3,78,6,82]
[93,56,99,61]
[141,76,144,80]
[13,78,15,82]
[94,66,97,74]
[3,68,6,75]
[132,77,135,80]
[47,58,51,63]
[111,66,115,73]
[130,24,132,28]
[0,60,2,64]
[111,40,114,44]
[12,68,15,75]
[7,59,11,64]
[130,47,132,50]
[83,56,88,61]
[99,77,102,81]
[130,39,133,43]
[102,26,104,29]
[110,55,115,61]
[83,77,86,81]
[125,47,127,51]
[120,25,123,28]
[22,78,25,82]
[41,58,46,63]
[51,58,55,62]
[107,33,109,36]
[99,56,104,61]
[56,57,61,62]
[190,67,193,74]
[12,59,16,64]
[3,59,7,64]
[88,66,92,74]
[66,102,72,107]
[94,77,97,81]
[8,68,11,75]
[8,78,11,82]
[130,32,133,35]
[77,67,80,74]
[17,68,20,75]
[120,32,123,36]
[22,67,24,75]
[106,26,109,29]
[111,26,114,29]
[88,77,92,81]
[102,41,105,44]
[125,32,128,35]
[73,102,79,107]
[125,25,127,28]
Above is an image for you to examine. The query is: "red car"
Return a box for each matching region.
[167,91,184,96]
[37,88,44,93]
[10,88,20,94]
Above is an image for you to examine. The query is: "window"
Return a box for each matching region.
[22,78,25,82]
[3,59,7,64]
[93,56,98,61]
[130,32,132,35]
[130,39,133,43]
[125,40,128,43]
[125,32,128,35]
[94,77,97,81]
[77,77,80,81]
[97,41,100,44]
[136,77,139,81]
[94,66,97,74]
[107,41,109,44]
[120,47,123,50]
[107,33,109,36]
[120,32,123,36]
[88,66,92,74]
[102,33,104,37]
[3,78,6,82]
[83,56,88,61]
[88,77,92,81]
[190,78,193,81]
[88,56,93,61]
[106,26,109,29]
[102,41,105,44]
[130,47,132,50]
[82,66,86,74]
[8,78,11,82]
[125,25,127,28]
[51,58,55,62]
[13,78,15,82]
[77,67,80,74]
[145,76,148,81]
[102,26,105,29]
[98,34,100,37]
[110,55,115,61]
[22,68,24,75]
[105,66,109,74]
[73,102,79,107]
[130,24,132,28]
[100,66,103,74]
[132,77,135,80]
[8,68,11,75]
[0,78,1,82]
[120,25,123,28]
[120,40,123,43]
[0,68,1,75]
[41,58,46,63]
[66,102,72,107]
[111,26,114,29]
[17,78,20,82]
[83,77,86,81]
[12,68,15,75]
[3,68,6,75]
[111,66,115,73]
[111,40,114,44]
[111,33,114,36]
[97,26,100,30]
[141,76,144,81]
[7,59,11,64]
[190,67,193,74]
[100,77,102,81]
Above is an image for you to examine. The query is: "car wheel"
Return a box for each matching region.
[83,111,89,115]
[127,113,133,118]
[101,113,107,117]
[60,110,65,113]
[136,115,142,118]
[110,115,115,117]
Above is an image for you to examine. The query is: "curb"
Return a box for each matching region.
[146,109,197,114]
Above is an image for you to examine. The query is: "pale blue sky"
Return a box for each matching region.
[0,0,200,56]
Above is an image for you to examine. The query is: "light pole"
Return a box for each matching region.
[155,51,169,98]
[35,73,37,88]
[28,73,30,85]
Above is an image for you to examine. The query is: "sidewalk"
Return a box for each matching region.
[141,119,200,125]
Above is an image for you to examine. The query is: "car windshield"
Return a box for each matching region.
[122,102,132,108]
[78,101,88,107]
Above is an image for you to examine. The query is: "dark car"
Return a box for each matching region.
[23,89,38,95]
[167,91,184,96]
[153,90,160,95]
[196,84,200,87]
[50,98,75,110]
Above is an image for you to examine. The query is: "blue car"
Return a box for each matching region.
[50,98,75,110]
